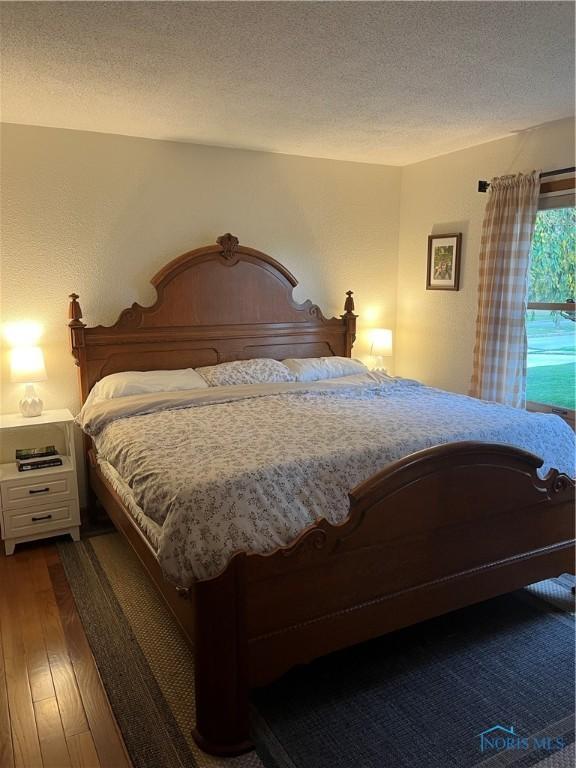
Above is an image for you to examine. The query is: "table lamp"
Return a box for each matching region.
[370,328,393,372]
[10,345,47,417]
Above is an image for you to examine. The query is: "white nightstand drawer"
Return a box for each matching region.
[1,471,74,509]
[4,499,79,537]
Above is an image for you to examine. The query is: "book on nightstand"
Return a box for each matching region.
[15,444,58,460]
[15,445,63,471]
[17,456,63,472]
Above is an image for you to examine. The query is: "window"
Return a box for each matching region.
[526,192,575,425]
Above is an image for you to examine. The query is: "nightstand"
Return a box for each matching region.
[0,409,80,555]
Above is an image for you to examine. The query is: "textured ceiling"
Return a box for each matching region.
[1,1,574,165]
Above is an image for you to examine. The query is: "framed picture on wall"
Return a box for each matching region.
[426,233,462,291]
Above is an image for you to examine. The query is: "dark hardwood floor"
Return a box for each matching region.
[0,539,131,768]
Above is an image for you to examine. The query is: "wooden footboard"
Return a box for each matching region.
[192,442,575,754]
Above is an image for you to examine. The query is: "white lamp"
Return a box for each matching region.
[370,328,393,372]
[10,346,47,417]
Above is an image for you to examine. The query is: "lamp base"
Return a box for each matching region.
[370,355,388,374]
[19,384,43,418]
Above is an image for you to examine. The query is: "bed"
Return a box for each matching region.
[69,233,575,756]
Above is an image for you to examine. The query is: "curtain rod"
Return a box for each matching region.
[477,166,576,193]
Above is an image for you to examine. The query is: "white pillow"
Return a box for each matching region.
[196,359,295,387]
[282,356,368,383]
[84,368,208,407]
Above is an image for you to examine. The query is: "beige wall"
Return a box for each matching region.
[395,118,575,394]
[1,118,574,416]
[0,124,402,415]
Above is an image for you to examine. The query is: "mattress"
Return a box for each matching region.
[79,373,576,586]
[97,456,162,552]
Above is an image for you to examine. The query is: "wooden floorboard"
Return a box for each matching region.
[49,560,131,768]
[0,558,15,768]
[36,583,89,737]
[0,555,43,768]
[34,697,73,768]
[66,731,101,768]
[11,555,56,703]
[27,548,54,594]
[0,541,131,768]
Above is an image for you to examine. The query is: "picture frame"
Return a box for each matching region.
[426,233,462,291]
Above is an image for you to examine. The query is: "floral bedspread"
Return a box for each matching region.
[80,374,575,585]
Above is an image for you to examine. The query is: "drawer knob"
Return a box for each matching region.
[29,487,50,495]
[31,514,52,522]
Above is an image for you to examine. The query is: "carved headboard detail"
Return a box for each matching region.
[69,234,357,403]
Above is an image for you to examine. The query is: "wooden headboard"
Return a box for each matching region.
[69,234,357,403]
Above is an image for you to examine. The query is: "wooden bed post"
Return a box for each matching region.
[192,560,252,756]
[342,290,357,357]
[68,293,89,401]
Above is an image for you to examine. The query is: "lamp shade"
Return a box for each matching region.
[10,346,47,383]
[370,328,393,357]
[4,321,43,347]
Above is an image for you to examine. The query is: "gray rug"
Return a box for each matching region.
[251,576,575,768]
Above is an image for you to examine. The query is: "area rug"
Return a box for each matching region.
[58,533,575,768]
[252,577,575,768]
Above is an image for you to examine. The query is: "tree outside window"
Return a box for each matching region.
[526,204,575,424]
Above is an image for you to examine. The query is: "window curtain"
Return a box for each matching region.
[470,171,540,407]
